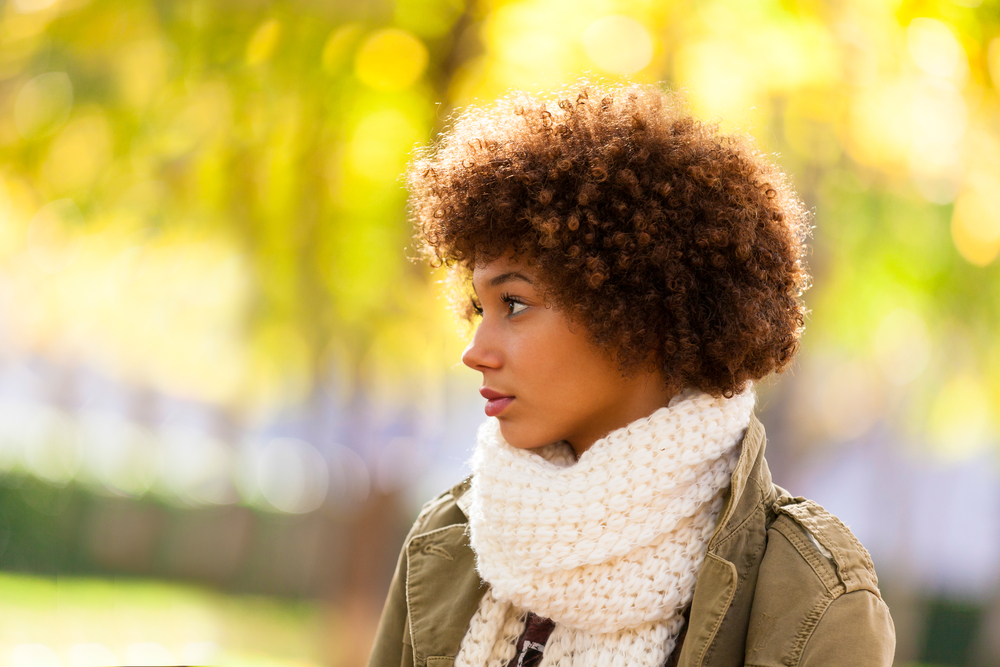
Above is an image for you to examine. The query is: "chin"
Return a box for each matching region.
[497,421,555,450]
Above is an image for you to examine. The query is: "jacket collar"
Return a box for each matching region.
[676,414,774,667]
[709,413,773,548]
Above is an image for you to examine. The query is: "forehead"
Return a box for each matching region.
[471,253,537,286]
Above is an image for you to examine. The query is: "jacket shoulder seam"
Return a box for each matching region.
[771,515,842,593]
[773,499,879,596]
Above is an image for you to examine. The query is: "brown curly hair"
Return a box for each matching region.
[407,82,811,397]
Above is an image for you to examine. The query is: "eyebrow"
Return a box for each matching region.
[488,271,534,288]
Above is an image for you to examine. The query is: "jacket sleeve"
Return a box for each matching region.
[798,590,896,667]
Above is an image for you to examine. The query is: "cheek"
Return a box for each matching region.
[512,320,606,396]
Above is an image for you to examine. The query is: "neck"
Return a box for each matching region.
[567,372,678,457]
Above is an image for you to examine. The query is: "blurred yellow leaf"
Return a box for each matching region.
[41,112,113,195]
[116,39,171,109]
[246,18,282,66]
[14,72,72,139]
[321,23,363,73]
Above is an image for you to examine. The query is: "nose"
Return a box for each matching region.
[461,322,502,371]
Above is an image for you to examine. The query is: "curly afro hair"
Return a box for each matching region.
[407,82,811,398]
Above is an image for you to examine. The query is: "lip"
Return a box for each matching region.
[480,387,514,417]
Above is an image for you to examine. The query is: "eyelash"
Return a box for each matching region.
[500,292,528,316]
[470,293,527,317]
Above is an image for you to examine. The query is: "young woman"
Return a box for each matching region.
[368,82,895,667]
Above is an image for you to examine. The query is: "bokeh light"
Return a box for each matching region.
[255,438,329,514]
[582,16,654,75]
[907,18,967,81]
[0,0,997,664]
[354,29,428,92]
[951,173,1000,266]
[14,72,72,139]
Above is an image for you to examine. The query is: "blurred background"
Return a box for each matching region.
[0,0,998,664]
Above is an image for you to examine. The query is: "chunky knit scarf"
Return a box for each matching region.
[454,388,755,667]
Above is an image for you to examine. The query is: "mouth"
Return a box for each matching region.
[480,387,514,417]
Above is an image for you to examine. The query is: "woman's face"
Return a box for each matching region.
[462,253,675,456]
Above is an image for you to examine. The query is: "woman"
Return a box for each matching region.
[368,82,895,667]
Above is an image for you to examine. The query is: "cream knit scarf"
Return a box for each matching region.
[454,388,755,667]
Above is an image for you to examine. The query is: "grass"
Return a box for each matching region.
[0,572,338,666]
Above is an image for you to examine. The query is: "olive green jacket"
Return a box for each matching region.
[368,416,895,667]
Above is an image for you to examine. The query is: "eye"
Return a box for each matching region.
[500,292,529,316]
[470,296,483,317]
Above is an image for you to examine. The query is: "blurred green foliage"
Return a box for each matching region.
[0,1,999,665]
[0,0,998,451]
